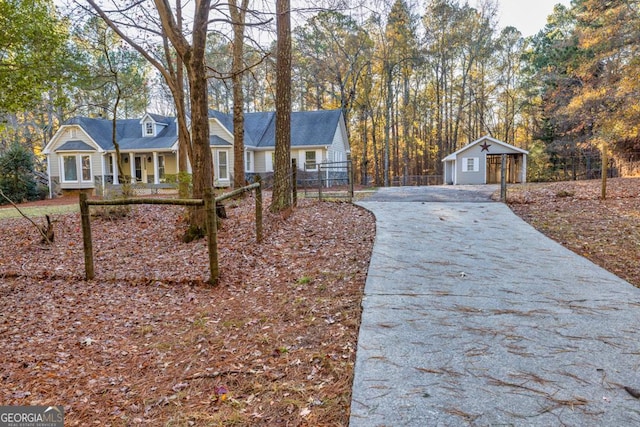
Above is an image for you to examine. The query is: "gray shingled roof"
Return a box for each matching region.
[64,116,177,151]
[56,140,96,151]
[210,135,232,146]
[210,109,343,148]
[61,110,342,152]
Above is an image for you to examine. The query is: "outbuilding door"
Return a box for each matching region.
[486,154,522,184]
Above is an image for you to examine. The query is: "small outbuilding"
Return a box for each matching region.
[442,135,528,185]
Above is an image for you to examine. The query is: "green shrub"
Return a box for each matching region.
[0,144,39,204]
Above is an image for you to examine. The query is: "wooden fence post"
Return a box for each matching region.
[79,192,94,280]
[291,158,297,207]
[318,166,323,202]
[500,154,507,202]
[204,187,219,285]
[348,159,354,202]
[601,141,608,200]
[255,176,263,243]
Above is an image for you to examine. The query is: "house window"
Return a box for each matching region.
[107,155,114,175]
[145,122,154,136]
[218,151,228,180]
[62,154,92,183]
[245,151,253,172]
[68,128,77,138]
[305,151,317,170]
[462,157,479,172]
[62,156,77,181]
[81,155,91,181]
[158,155,165,179]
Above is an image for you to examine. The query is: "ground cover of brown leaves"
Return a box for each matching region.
[0,195,375,426]
[507,177,640,287]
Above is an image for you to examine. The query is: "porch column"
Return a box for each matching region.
[153,152,160,184]
[522,155,527,183]
[111,153,119,185]
[129,153,136,183]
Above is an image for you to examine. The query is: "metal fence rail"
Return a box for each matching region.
[300,160,354,201]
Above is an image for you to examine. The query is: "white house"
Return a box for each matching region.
[442,136,528,185]
[43,109,350,196]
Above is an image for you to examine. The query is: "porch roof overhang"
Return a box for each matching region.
[56,140,97,152]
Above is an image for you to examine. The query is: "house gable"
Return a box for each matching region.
[443,135,528,161]
[43,123,103,155]
[140,113,169,137]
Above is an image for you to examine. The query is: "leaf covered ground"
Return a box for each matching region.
[0,195,375,426]
[507,177,640,287]
[1,178,639,426]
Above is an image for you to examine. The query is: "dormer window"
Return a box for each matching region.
[69,127,77,138]
[145,122,154,136]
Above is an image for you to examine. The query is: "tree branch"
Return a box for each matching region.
[0,189,53,244]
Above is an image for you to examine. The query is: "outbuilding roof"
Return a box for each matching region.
[443,135,528,162]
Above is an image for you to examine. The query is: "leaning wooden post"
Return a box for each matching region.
[255,176,263,243]
[601,140,608,200]
[79,192,94,280]
[318,166,323,202]
[500,153,507,202]
[348,159,354,202]
[204,187,219,285]
[291,158,298,207]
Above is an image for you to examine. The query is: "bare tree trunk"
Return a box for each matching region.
[183,0,214,233]
[360,107,368,185]
[384,63,392,187]
[271,0,292,212]
[174,1,191,198]
[230,0,249,188]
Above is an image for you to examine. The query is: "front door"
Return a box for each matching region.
[135,156,143,182]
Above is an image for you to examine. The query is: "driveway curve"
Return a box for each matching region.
[350,185,640,426]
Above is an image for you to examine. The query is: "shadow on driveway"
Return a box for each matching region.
[361,184,500,203]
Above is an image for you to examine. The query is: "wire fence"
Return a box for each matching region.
[530,153,640,182]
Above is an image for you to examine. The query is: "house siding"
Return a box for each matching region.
[455,144,486,185]
[327,126,348,165]
[163,154,178,177]
[254,151,270,172]
[210,120,233,142]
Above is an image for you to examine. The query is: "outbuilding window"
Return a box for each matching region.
[462,157,479,172]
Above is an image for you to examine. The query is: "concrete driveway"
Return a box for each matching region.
[350,185,640,426]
